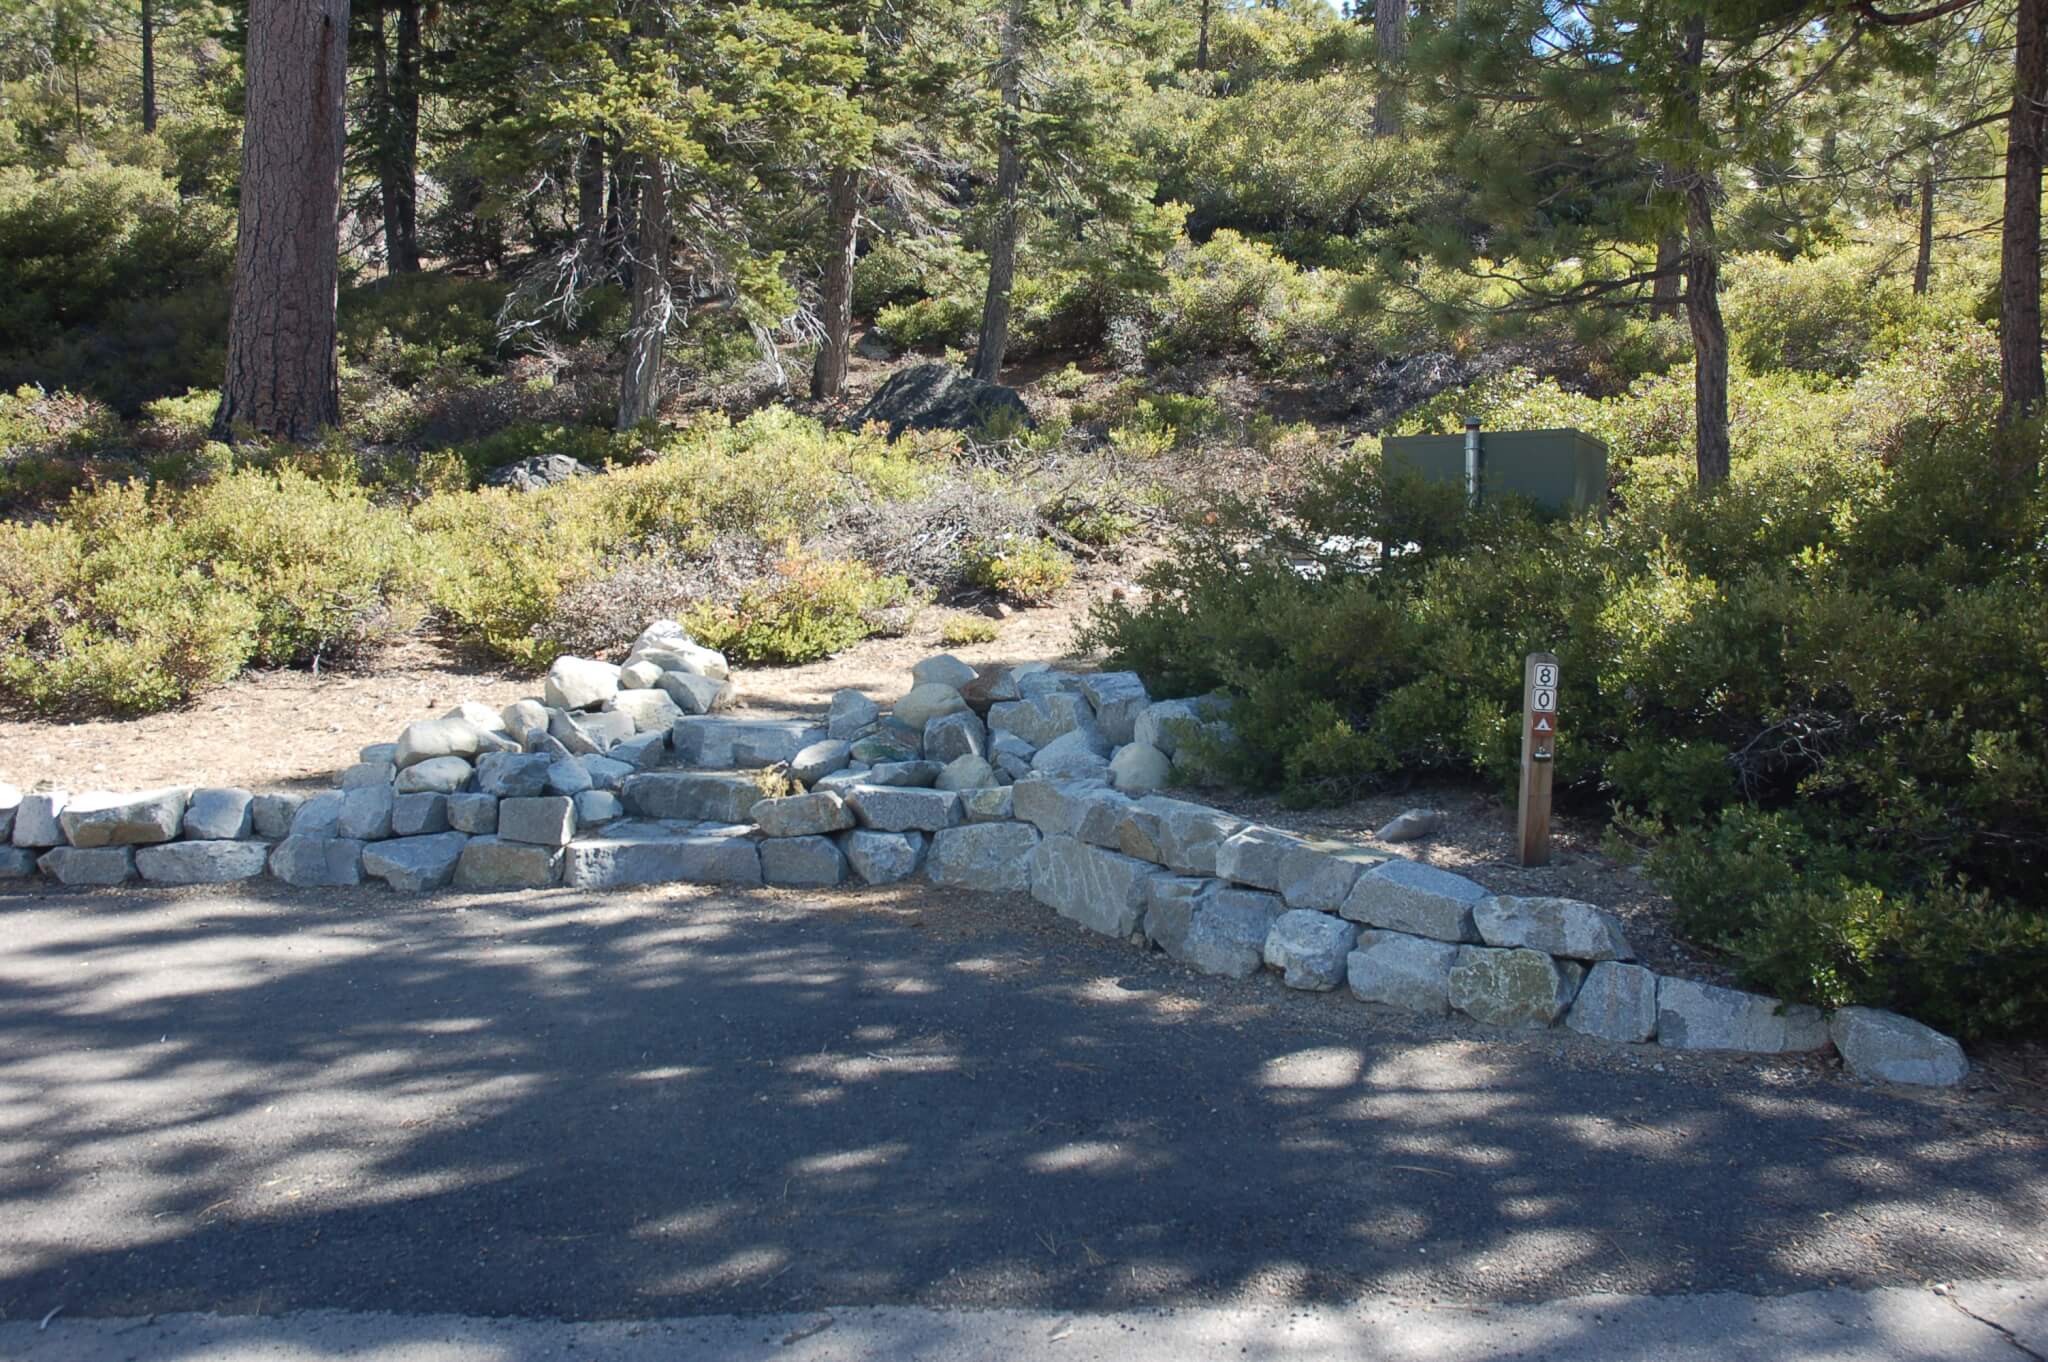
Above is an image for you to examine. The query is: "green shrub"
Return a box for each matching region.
[0,467,426,713]
[685,554,916,664]
[177,466,425,666]
[339,271,510,387]
[877,294,980,352]
[962,536,1075,603]
[1648,810,2048,1041]
[1041,362,1093,398]
[1082,357,2048,1036]
[0,385,128,507]
[0,160,233,409]
[1134,230,1374,373]
[137,389,221,447]
[0,484,259,714]
[441,421,629,484]
[1145,230,1303,362]
[940,614,1000,646]
[853,236,981,318]
[1047,493,1141,548]
[1114,392,1224,452]
[1723,248,1924,379]
[418,409,951,666]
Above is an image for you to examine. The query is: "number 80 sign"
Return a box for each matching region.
[1518,653,1559,865]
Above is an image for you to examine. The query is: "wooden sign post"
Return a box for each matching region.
[1517,652,1559,866]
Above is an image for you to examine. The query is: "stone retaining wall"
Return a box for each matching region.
[0,622,1969,1090]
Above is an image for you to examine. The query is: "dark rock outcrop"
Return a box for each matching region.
[483,454,595,492]
[851,363,1033,439]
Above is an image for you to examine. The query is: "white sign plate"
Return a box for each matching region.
[1532,687,1556,712]
[1533,663,1557,689]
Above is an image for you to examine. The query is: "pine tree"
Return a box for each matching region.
[1408,0,1821,486]
[213,0,350,440]
[442,0,869,426]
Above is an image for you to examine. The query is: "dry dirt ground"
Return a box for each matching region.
[0,573,1124,798]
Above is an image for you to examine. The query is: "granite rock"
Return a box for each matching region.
[270,836,364,887]
[1114,795,1247,876]
[752,791,856,838]
[927,822,1040,892]
[362,833,470,892]
[840,829,928,885]
[1564,962,1659,1044]
[1656,978,1828,1053]
[1475,895,1633,962]
[39,845,137,886]
[59,788,187,848]
[1028,834,1162,938]
[1340,859,1486,943]
[1830,1007,1969,1087]
[1448,946,1584,1028]
[392,793,451,837]
[454,836,564,890]
[394,757,473,795]
[760,835,847,888]
[182,788,254,841]
[847,785,962,833]
[1264,910,1361,991]
[1078,671,1149,746]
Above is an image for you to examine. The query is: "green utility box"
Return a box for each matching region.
[1381,427,1608,515]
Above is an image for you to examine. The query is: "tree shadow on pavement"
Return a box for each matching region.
[0,878,2042,1339]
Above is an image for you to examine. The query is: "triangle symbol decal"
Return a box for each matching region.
[1534,716,1553,733]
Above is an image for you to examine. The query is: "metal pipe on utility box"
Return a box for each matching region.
[1464,416,1481,507]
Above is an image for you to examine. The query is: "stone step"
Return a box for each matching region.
[668,718,826,770]
[563,828,762,889]
[620,770,788,824]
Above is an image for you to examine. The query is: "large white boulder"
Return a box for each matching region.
[544,656,622,711]
[1831,1007,1969,1087]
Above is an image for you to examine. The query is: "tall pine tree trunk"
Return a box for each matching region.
[811,168,861,401]
[1373,0,1406,137]
[575,136,607,277]
[370,10,401,270]
[369,3,421,274]
[616,155,673,430]
[1651,233,1682,319]
[388,0,422,272]
[141,0,157,133]
[609,153,636,286]
[1684,181,1730,487]
[1914,161,1935,296]
[1998,0,2046,456]
[1677,15,1729,487]
[213,0,349,441]
[1197,0,1211,71]
[973,0,1025,384]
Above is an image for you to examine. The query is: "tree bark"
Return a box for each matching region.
[1684,187,1731,487]
[973,0,1025,384]
[616,155,673,430]
[575,135,607,277]
[1197,0,1211,71]
[213,0,350,442]
[141,0,157,133]
[1998,0,2047,445]
[1651,233,1682,319]
[610,151,637,287]
[368,3,421,274]
[370,8,400,268]
[811,167,861,402]
[1914,160,1935,295]
[1677,15,1729,487]
[1373,0,1407,137]
[388,0,422,272]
